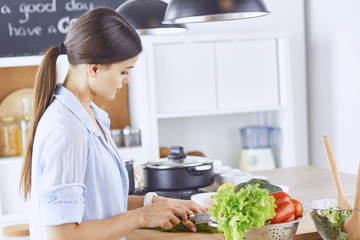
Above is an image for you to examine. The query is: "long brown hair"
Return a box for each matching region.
[20,7,142,200]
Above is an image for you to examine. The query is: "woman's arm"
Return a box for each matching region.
[46,197,207,240]
[46,208,142,240]
[127,195,207,233]
[127,195,145,210]
[127,195,167,210]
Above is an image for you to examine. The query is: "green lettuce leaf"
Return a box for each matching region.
[209,184,276,240]
[311,208,351,240]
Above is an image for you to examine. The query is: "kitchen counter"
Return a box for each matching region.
[127,165,357,240]
[1,165,355,239]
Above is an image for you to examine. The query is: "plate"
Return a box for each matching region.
[191,192,216,209]
[0,88,34,119]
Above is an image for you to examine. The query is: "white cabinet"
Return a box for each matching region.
[215,39,280,110]
[153,42,217,114]
[144,34,286,118]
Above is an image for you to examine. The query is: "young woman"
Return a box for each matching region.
[20,7,206,240]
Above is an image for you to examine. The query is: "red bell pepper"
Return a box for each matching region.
[269,191,292,206]
[291,198,304,218]
[282,214,296,222]
[268,192,303,223]
[270,200,295,223]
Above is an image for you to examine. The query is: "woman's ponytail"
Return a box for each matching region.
[20,46,60,200]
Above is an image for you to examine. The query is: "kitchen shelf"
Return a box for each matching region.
[0,56,43,67]
[0,156,22,165]
[118,146,142,152]
[157,105,284,119]
[0,212,29,224]
[0,147,147,167]
[118,146,151,163]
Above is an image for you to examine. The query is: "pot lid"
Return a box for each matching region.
[124,158,134,164]
[143,146,213,169]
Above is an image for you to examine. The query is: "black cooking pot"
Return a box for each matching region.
[142,146,214,191]
[125,158,135,194]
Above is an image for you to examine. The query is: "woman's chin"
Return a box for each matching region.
[99,94,116,101]
[108,94,116,101]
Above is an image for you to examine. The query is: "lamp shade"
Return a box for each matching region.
[163,0,270,24]
[116,0,188,35]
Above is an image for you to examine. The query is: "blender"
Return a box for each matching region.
[239,113,282,171]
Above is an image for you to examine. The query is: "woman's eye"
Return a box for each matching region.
[121,71,129,75]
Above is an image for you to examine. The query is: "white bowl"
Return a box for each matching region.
[191,192,216,209]
[277,184,290,193]
[220,171,252,185]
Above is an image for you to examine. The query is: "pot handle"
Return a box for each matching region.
[187,165,212,175]
[167,145,186,163]
[195,165,212,171]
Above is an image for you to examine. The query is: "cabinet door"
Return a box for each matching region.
[153,42,217,115]
[215,39,280,110]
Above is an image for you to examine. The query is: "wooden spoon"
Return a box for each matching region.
[343,164,360,240]
[322,136,352,209]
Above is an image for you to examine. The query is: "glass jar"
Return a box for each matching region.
[0,117,22,156]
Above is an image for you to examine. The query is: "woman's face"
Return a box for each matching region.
[89,55,138,101]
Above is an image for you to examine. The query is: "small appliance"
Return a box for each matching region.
[239,113,282,171]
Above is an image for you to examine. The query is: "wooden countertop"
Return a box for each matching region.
[127,165,357,240]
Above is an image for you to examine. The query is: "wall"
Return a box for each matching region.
[0,1,309,170]
[158,0,309,167]
[306,0,360,174]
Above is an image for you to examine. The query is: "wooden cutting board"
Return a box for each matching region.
[2,223,29,237]
[0,66,37,104]
[0,65,130,129]
[0,88,34,119]
[127,229,224,240]
[126,225,321,240]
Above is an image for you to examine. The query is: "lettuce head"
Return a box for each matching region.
[209,184,276,239]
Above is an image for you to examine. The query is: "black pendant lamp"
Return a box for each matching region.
[116,0,188,35]
[162,0,270,24]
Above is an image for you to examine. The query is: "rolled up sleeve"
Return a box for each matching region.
[40,183,86,226]
[38,127,88,226]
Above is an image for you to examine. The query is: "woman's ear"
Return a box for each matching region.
[87,64,99,78]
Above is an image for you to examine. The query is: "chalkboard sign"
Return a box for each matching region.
[0,0,126,57]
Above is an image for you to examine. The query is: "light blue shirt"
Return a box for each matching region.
[30,83,129,240]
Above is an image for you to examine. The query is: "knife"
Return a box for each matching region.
[178,213,219,227]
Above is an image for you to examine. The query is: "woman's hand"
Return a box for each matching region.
[136,197,207,232]
[158,198,208,232]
